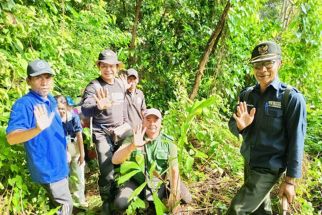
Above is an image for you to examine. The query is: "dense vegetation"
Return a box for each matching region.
[0,0,321,214]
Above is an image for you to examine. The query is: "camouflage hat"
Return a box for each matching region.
[126,68,138,79]
[27,59,54,77]
[144,108,162,119]
[96,49,121,65]
[250,41,282,63]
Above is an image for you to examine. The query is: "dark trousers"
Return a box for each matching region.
[42,177,73,215]
[92,128,118,202]
[226,164,284,215]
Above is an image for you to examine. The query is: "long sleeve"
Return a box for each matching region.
[285,92,306,178]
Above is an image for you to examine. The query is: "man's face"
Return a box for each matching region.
[99,63,117,82]
[27,74,53,98]
[253,60,281,88]
[143,115,161,138]
[127,76,138,90]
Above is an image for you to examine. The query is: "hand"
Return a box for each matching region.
[132,124,147,147]
[34,104,55,131]
[279,181,296,204]
[119,74,131,90]
[94,87,112,110]
[233,101,256,131]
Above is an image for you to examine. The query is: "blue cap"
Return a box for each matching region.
[66,96,75,106]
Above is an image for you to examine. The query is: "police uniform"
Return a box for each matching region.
[227,41,306,215]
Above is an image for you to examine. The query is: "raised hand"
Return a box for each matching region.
[119,74,131,90]
[132,124,147,147]
[233,101,256,131]
[34,104,55,131]
[94,87,112,110]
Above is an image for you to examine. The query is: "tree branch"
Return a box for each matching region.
[189,0,231,100]
[128,0,143,66]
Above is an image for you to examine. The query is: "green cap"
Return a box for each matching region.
[250,41,281,63]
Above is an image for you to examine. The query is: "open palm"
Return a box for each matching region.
[233,101,256,131]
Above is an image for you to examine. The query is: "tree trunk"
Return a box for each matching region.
[128,0,143,66]
[189,0,231,101]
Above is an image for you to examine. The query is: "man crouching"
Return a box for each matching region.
[112,108,192,213]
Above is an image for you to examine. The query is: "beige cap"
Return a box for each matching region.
[144,108,162,119]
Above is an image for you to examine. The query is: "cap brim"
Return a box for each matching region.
[145,113,162,119]
[250,55,280,63]
[127,74,138,78]
[29,70,54,77]
[96,60,122,65]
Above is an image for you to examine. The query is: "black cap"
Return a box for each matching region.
[96,49,121,65]
[27,60,54,77]
[250,41,282,63]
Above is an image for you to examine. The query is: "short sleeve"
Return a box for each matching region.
[6,101,33,134]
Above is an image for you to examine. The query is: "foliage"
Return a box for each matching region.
[0,0,321,213]
[117,154,167,215]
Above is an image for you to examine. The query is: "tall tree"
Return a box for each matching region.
[128,0,143,66]
[189,1,231,100]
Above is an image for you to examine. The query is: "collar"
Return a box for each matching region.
[270,78,281,91]
[254,78,281,92]
[127,89,138,95]
[29,90,51,104]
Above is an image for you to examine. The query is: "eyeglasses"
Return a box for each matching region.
[253,60,276,70]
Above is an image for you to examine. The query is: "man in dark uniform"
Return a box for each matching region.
[124,68,147,129]
[227,41,306,214]
[81,49,129,214]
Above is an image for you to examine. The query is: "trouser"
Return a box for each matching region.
[67,141,86,206]
[114,179,192,211]
[92,128,118,202]
[226,164,284,215]
[42,178,73,215]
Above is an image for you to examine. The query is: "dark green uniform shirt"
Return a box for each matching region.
[123,132,178,184]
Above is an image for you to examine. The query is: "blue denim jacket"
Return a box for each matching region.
[229,79,306,178]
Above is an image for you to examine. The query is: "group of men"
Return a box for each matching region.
[6,40,306,215]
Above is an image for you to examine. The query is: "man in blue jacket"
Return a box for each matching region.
[6,60,72,215]
[227,41,306,214]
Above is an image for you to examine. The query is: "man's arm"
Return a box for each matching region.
[7,104,55,145]
[279,92,306,203]
[112,142,136,164]
[167,143,180,211]
[76,131,85,165]
[81,82,106,117]
[112,125,147,164]
[7,128,41,145]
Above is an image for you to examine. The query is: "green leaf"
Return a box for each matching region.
[135,154,145,172]
[128,181,147,202]
[152,192,167,215]
[184,155,194,172]
[120,161,141,174]
[117,169,140,185]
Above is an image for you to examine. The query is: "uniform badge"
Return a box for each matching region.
[258,44,269,55]
[268,101,281,109]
